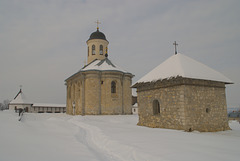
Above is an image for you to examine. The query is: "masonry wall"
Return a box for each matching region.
[137,85,185,130]
[66,71,133,115]
[85,73,101,114]
[183,82,230,132]
[136,78,230,132]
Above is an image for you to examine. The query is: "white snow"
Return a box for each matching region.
[0,111,239,161]
[9,91,32,104]
[136,53,233,84]
[81,58,130,74]
[33,103,66,107]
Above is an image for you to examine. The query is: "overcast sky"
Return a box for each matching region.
[0,0,239,108]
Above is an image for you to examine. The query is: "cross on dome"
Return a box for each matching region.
[95,20,101,30]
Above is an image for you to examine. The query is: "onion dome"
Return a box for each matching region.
[88,29,108,41]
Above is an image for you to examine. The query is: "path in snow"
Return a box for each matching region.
[1,111,240,161]
[68,117,156,161]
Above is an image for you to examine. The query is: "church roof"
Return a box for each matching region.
[81,58,133,74]
[10,89,32,104]
[88,29,108,41]
[134,53,233,85]
[66,57,133,81]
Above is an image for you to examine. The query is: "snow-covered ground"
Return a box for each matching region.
[0,111,239,161]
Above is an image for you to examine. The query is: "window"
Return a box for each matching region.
[100,45,103,55]
[88,46,89,56]
[153,100,160,115]
[111,81,116,93]
[92,45,95,55]
[206,108,210,113]
[106,47,108,54]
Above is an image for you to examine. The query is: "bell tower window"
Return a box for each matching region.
[88,46,89,56]
[92,45,95,55]
[100,45,103,55]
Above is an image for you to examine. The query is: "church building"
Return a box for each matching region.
[9,88,66,113]
[65,26,134,115]
[132,48,232,132]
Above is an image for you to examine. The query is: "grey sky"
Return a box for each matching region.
[0,0,239,108]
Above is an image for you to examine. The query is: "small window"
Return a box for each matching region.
[111,81,116,93]
[88,46,89,56]
[106,47,108,54]
[153,100,160,115]
[206,108,209,113]
[92,45,95,55]
[100,45,103,55]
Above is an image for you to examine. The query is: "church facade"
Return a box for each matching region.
[133,53,232,132]
[65,27,134,115]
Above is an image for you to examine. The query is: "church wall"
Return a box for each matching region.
[137,85,185,130]
[136,78,230,132]
[85,73,101,114]
[66,72,133,115]
[123,76,133,114]
[66,85,71,114]
[183,82,230,132]
[100,73,123,114]
[66,82,76,115]
[74,81,82,115]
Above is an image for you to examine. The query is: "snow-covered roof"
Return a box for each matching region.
[33,103,66,107]
[66,58,133,81]
[81,58,132,74]
[135,53,233,84]
[9,90,32,104]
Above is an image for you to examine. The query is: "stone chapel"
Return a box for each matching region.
[132,52,233,132]
[65,26,134,115]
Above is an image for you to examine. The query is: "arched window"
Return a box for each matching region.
[92,45,95,55]
[88,46,89,56]
[153,100,160,115]
[100,45,103,55]
[111,81,116,93]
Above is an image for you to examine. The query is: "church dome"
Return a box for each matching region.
[88,29,107,41]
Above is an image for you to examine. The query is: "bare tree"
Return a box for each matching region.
[3,100,10,109]
[0,100,10,110]
[0,103,4,111]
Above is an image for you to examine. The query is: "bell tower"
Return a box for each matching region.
[86,21,109,64]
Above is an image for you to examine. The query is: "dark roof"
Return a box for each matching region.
[14,89,22,99]
[88,29,108,41]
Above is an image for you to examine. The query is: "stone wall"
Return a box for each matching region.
[137,85,185,130]
[183,82,230,132]
[66,71,133,115]
[136,77,230,132]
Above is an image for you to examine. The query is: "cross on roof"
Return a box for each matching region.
[95,20,101,30]
[173,41,178,55]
